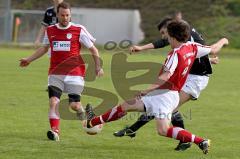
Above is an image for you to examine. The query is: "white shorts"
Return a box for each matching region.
[141,89,179,119]
[48,75,85,95]
[182,74,209,99]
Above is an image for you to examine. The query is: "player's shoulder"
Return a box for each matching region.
[70,23,91,34]
[185,41,206,48]
[190,27,201,35]
[45,6,54,12]
[46,24,57,31]
[174,42,196,53]
[71,23,87,29]
[44,6,55,18]
[48,24,56,28]
[191,27,197,32]
[190,27,201,38]
[174,42,192,52]
[184,41,200,47]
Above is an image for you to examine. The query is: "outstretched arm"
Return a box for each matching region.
[19,45,49,67]
[130,39,169,54]
[139,71,171,96]
[196,38,229,58]
[130,43,154,54]
[210,38,229,55]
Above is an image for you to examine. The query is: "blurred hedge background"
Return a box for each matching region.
[12,0,240,48]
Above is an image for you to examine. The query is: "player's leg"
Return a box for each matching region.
[171,90,191,132]
[114,89,185,138]
[170,74,210,153]
[47,75,66,141]
[113,91,191,141]
[86,97,146,128]
[68,94,85,120]
[156,118,210,154]
[113,113,154,138]
[64,76,85,120]
[47,85,62,141]
[129,114,155,131]
[171,91,191,151]
[171,90,191,131]
[174,74,210,113]
[171,74,209,150]
[142,89,209,154]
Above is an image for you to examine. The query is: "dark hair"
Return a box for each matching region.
[167,20,190,42]
[57,2,71,13]
[157,17,173,31]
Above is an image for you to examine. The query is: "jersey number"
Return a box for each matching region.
[182,59,192,76]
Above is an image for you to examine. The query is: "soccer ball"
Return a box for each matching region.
[82,120,103,135]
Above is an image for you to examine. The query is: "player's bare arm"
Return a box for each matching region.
[209,56,219,64]
[89,45,104,77]
[19,45,49,67]
[139,71,171,96]
[130,43,154,54]
[210,38,229,55]
[35,26,46,47]
[196,38,228,59]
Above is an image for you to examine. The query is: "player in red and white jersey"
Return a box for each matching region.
[114,16,219,151]
[44,21,96,76]
[159,41,211,91]
[85,20,228,154]
[19,2,104,141]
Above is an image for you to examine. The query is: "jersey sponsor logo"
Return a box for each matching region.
[53,41,71,51]
[66,33,72,39]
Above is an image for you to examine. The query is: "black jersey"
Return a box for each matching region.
[41,6,57,26]
[152,28,212,75]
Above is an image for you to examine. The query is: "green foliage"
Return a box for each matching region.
[227,0,240,16]
[194,17,240,48]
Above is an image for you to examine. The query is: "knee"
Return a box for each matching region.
[68,94,81,111]
[122,98,143,112]
[120,103,128,112]
[70,102,81,111]
[157,127,168,136]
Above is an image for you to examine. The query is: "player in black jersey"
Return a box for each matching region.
[114,15,219,151]
[35,0,63,47]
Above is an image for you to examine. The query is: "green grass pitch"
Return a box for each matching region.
[0,47,239,159]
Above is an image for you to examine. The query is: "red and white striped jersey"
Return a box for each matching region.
[159,42,211,91]
[43,22,96,76]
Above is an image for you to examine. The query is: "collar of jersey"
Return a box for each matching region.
[173,42,188,52]
[56,22,72,30]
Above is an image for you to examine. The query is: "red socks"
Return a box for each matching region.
[167,127,203,145]
[90,105,126,127]
[49,118,60,134]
